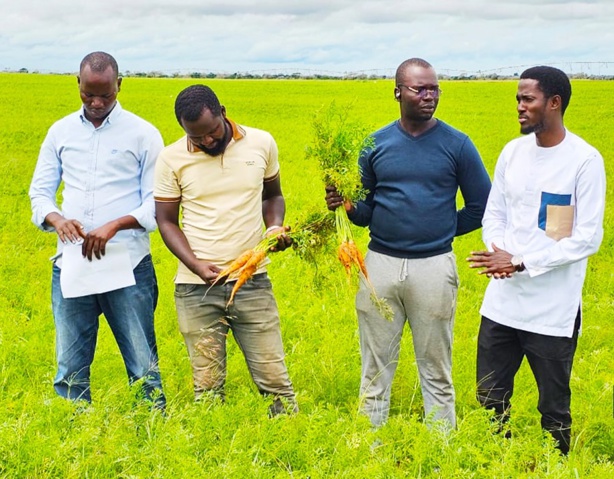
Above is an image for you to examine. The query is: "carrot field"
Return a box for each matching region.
[0,73,612,478]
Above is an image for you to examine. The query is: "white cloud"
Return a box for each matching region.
[1,0,612,75]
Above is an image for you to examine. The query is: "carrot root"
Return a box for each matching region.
[211,249,255,287]
[226,249,267,307]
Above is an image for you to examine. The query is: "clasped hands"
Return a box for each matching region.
[467,243,518,279]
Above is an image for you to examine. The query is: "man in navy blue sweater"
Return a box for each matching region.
[326,58,491,429]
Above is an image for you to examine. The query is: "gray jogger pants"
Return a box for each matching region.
[356,250,459,428]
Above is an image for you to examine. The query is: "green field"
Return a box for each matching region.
[0,74,612,478]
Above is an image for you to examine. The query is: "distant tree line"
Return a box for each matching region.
[7,68,614,80]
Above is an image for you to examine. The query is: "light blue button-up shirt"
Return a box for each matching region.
[29,102,164,267]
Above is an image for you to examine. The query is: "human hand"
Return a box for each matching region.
[47,214,86,245]
[325,186,354,213]
[467,244,515,279]
[81,221,122,260]
[266,225,293,252]
[194,261,223,284]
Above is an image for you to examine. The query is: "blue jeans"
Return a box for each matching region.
[174,274,296,411]
[51,255,165,406]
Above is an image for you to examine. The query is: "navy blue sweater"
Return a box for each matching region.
[349,119,491,259]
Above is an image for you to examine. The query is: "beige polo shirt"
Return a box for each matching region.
[154,119,279,284]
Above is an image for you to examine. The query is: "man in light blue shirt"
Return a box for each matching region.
[29,51,165,408]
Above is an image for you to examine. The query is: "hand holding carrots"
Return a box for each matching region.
[265,225,293,252]
[212,231,289,306]
[325,186,354,214]
[194,261,222,284]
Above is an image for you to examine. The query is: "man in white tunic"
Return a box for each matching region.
[468,66,605,455]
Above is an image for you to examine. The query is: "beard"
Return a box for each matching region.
[197,140,227,157]
[520,120,545,135]
[196,120,229,156]
[196,120,232,156]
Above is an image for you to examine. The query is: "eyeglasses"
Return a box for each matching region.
[397,84,442,99]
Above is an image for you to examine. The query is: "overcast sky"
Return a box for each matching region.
[2,0,613,76]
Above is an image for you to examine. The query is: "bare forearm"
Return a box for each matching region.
[44,212,65,229]
[46,212,141,231]
[158,221,201,272]
[108,214,142,232]
[262,196,285,228]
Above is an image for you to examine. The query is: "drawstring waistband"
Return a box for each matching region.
[399,258,409,282]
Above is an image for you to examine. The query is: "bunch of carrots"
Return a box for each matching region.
[209,234,279,307]
[306,102,393,321]
[212,214,335,307]
[215,103,395,320]
[335,204,393,321]
[335,207,367,280]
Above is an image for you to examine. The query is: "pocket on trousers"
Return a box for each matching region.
[174,283,201,298]
[526,333,574,360]
[244,274,272,290]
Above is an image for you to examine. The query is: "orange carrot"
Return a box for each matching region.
[347,240,368,279]
[210,249,255,286]
[337,240,369,280]
[337,241,353,278]
[243,249,267,271]
[226,249,267,306]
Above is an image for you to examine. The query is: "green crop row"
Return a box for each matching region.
[0,74,612,478]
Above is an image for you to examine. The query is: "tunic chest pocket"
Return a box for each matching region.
[539,192,574,240]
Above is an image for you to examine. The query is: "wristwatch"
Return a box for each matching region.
[510,255,525,272]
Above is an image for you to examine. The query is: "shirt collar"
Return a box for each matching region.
[186,117,245,153]
[79,101,122,127]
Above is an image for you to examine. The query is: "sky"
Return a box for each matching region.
[1,0,613,77]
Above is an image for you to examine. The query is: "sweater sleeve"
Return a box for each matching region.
[455,137,491,236]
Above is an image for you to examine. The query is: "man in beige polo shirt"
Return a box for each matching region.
[154,84,297,416]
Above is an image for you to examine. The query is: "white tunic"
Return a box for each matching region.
[480,130,605,338]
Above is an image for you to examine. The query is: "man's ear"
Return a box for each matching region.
[394,89,401,101]
[117,77,122,93]
[550,94,562,111]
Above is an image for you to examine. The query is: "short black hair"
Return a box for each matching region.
[80,51,118,77]
[520,66,572,115]
[395,58,433,84]
[174,84,222,125]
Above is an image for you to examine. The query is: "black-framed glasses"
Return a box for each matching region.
[397,84,442,99]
